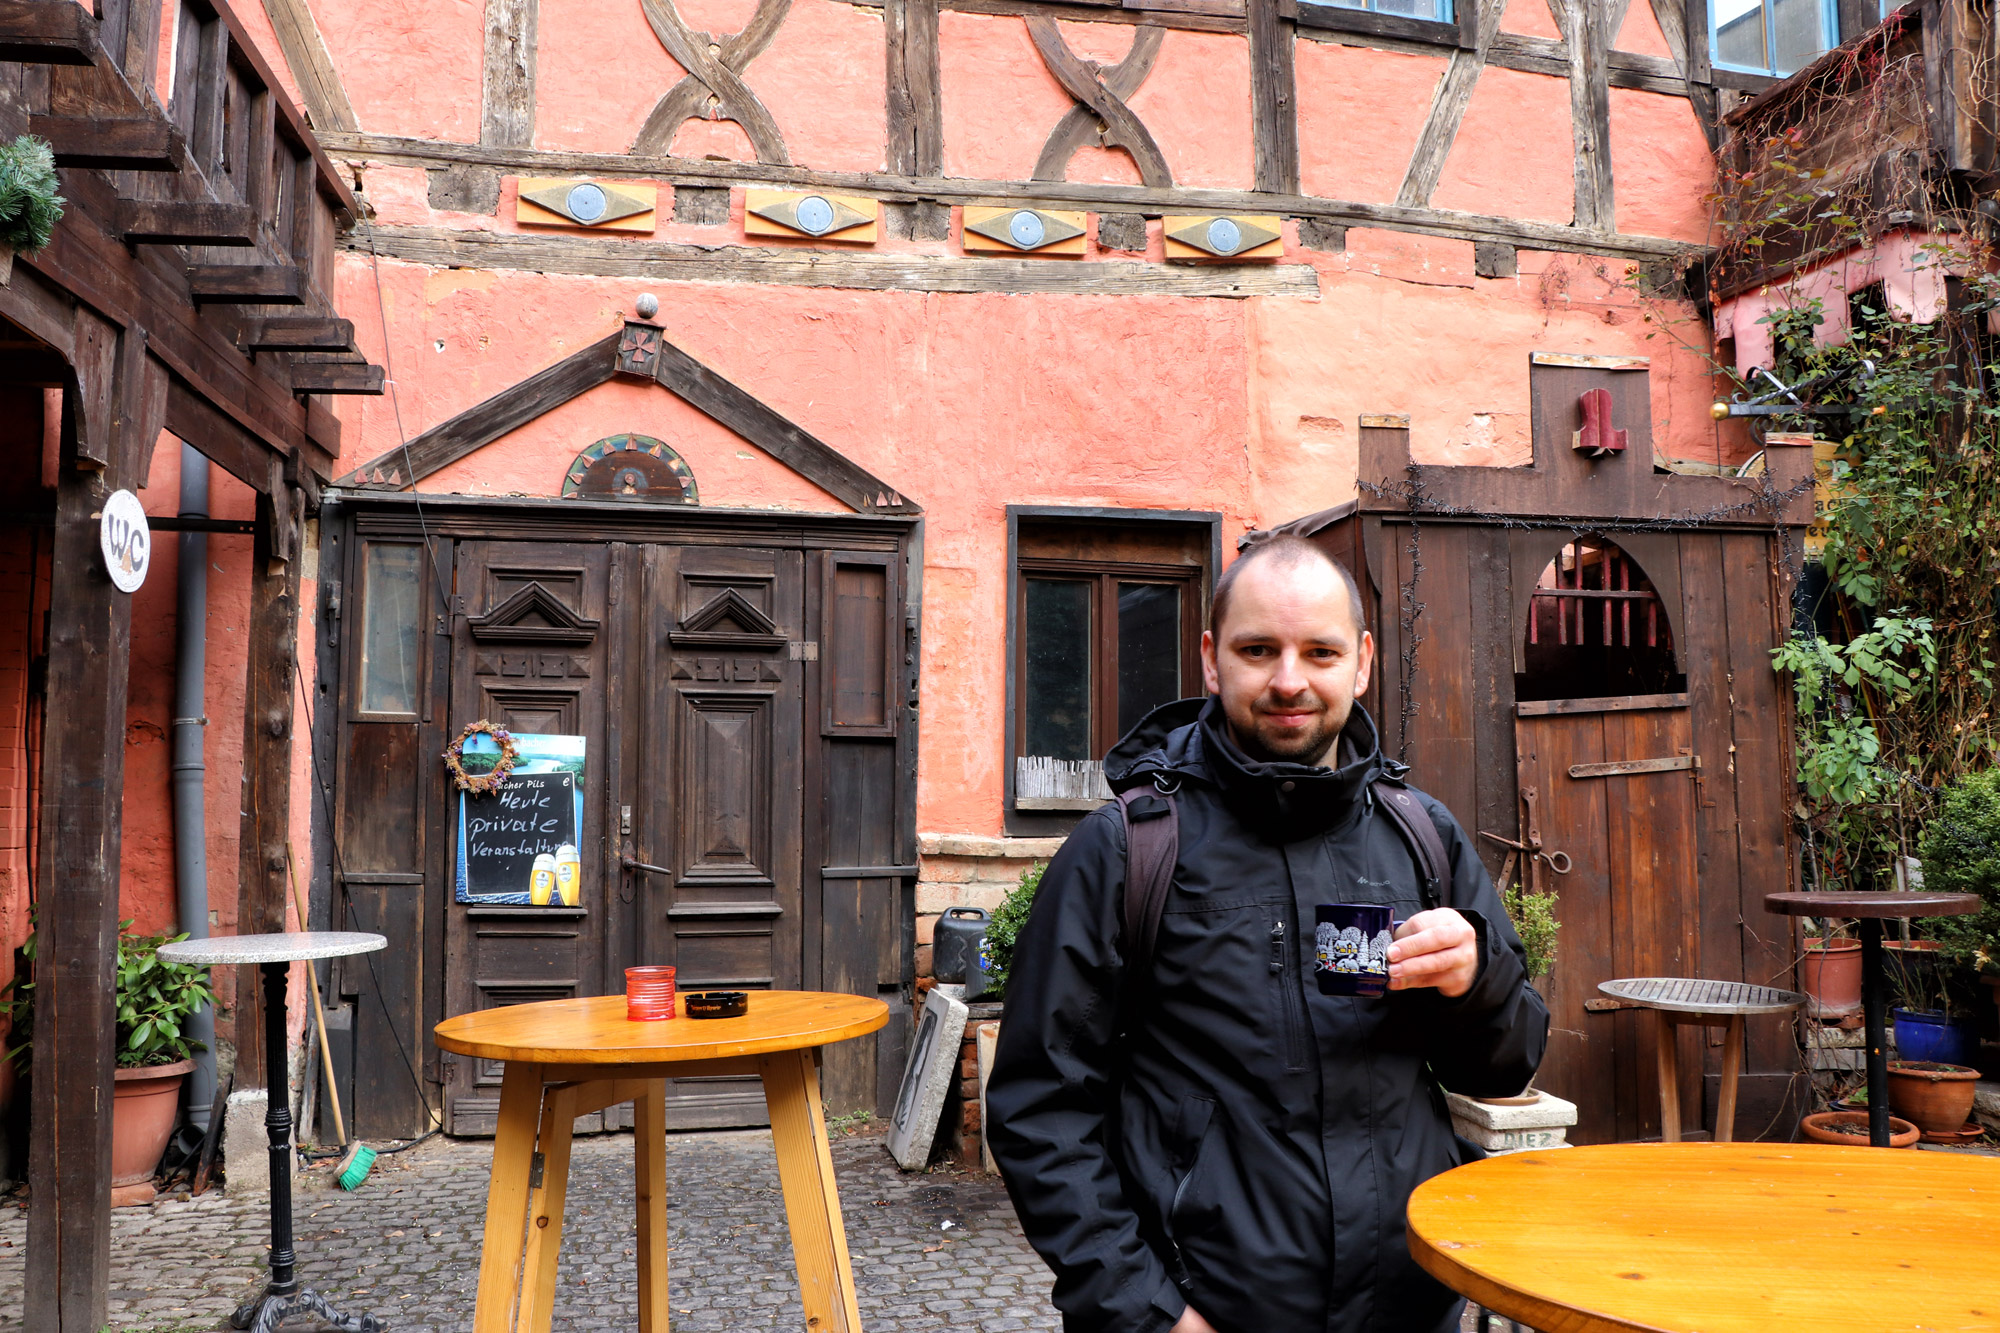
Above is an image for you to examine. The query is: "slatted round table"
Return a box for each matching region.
[1596,977,1804,1143]
[1764,890,1981,1146]
[435,990,888,1333]
[1407,1142,2000,1333]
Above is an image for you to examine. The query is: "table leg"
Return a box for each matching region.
[475,1062,547,1332]
[1654,1011,1681,1143]
[1715,1015,1744,1144]
[760,1047,862,1333]
[634,1078,670,1333]
[517,1083,580,1333]
[1860,918,1890,1148]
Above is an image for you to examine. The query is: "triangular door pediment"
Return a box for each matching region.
[668,587,787,652]
[467,582,601,646]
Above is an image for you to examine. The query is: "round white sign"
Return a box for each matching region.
[99,489,151,593]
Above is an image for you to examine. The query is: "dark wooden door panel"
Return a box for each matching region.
[443,541,613,1135]
[643,544,806,1128]
[1516,703,1698,1145]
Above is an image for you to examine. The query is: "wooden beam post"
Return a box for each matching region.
[1247,0,1299,195]
[25,328,149,1332]
[233,479,303,1088]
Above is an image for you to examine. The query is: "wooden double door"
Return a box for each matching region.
[325,505,914,1140]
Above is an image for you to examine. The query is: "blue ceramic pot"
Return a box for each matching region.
[1891,1007,1980,1065]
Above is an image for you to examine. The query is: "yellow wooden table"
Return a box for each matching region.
[1408,1142,2000,1333]
[434,990,888,1333]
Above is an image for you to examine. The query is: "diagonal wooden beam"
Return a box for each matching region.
[258,0,359,132]
[1396,0,1508,208]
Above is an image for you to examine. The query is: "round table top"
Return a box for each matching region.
[1598,977,1805,1015]
[158,931,387,965]
[433,990,889,1064]
[1408,1143,2000,1333]
[1764,890,1982,919]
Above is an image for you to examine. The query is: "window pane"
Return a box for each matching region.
[1117,583,1181,739]
[1024,578,1092,761]
[359,544,423,713]
[1714,0,1768,68]
[1770,0,1827,73]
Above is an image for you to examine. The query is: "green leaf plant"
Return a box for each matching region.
[2,915,214,1070]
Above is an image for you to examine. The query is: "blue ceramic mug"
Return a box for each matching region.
[1315,903,1401,998]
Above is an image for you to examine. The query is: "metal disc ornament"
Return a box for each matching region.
[794,195,835,235]
[1008,210,1047,249]
[98,488,151,593]
[1206,217,1242,256]
[565,182,608,223]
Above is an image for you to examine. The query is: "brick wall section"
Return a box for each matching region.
[914,833,1065,978]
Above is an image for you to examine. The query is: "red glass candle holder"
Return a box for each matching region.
[625,965,677,1021]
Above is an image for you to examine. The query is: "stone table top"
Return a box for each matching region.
[157,932,386,965]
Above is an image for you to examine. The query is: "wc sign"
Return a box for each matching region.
[98,489,151,593]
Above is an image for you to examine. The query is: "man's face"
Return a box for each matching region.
[1201,554,1374,767]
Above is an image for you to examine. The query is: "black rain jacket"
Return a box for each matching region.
[987,697,1549,1333]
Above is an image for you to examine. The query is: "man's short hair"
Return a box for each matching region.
[1210,534,1366,636]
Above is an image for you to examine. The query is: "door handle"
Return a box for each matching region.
[621,855,674,876]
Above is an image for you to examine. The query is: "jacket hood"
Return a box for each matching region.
[1104,695,1392,837]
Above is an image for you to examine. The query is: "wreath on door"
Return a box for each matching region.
[444,719,520,795]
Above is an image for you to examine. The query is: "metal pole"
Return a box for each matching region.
[171,442,215,1130]
[1859,917,1889,1147]
[261,961,298,1295]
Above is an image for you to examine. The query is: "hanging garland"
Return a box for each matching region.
[444,720,519,795]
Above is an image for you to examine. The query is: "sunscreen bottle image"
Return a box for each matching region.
[530,853,557,906]
[554,843,581,906]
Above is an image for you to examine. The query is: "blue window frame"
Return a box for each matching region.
[1327,0,1453,21]
[1711,0,1891,77]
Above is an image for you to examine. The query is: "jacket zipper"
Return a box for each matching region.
[1271,920,1307,1071]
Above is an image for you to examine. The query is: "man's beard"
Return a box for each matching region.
[1233,696,1347,767]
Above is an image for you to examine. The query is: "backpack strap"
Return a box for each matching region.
[1378,785,1448,912]
[1117,782,1180,979]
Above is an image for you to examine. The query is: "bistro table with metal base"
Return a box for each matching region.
[434,990,889,1333]
[1596,978,1804,1142]
[1408,1142,2000,1333]
[159,931,389,1333]
[1764,890,1980,1147]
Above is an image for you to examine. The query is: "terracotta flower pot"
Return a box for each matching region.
[1885,1060,1981,1135]
[111,1059,193,1202]
[1800,1109,1920,1148]
[1801,937,1862,1018]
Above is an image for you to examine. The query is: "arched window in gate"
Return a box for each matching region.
[1516,535,1686,704]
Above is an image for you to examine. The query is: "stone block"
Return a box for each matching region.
[915,913,937,945]
[972,858,1035,882]
[888,987,969,1170]
[1975,1080,2000,1131]
[1453,1124,1574,1154]
[919,833,1068,860]
[918,858,977,885]
[223,1088,288,1197]
[1443,1090,1577,1133]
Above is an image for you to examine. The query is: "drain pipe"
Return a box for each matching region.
[172,441,217,1131]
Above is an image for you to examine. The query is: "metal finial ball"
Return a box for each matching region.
[1710,400,1730,421]
[635,293,660,319]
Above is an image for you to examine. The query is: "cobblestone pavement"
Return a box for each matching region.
[0,1123,1062,1333]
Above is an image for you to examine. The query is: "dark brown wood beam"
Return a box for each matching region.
[0,0,97,64]
[288,360,383,394]
[26,371,149,1333]
[184,265,305,304]
[119,200,257,246]
[236,316,356,352]
[29,114,186,171]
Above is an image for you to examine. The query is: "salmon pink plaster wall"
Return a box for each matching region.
[312,0,484,141]
[1609,88,1717,243]
[1296,40,1445,204]
[532,0,685,153]
[1499,0,1563,40]
[1613,0,1676,58]
[1431,67,1576,222]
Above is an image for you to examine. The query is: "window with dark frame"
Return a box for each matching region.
[1012,519,1208,813]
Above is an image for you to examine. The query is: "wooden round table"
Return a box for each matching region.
[1596,978,1804,1143]
[1408,1142,2000,1333]
[435,990,888,1333]
[1764,891,1981,1146]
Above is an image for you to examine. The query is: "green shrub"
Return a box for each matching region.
[0,135,63,254]
[1919,769,2000,976]
[2,917,214,1069]
[1502,882,1560,983]
[983,861,1044,999]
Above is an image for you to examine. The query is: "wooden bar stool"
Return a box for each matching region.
[1596,978,1804,1142]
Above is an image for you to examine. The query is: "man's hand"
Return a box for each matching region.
[1171,1306,1220,1333]
[1387,908,1480,997]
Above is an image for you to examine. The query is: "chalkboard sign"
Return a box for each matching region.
[455,733,587,905]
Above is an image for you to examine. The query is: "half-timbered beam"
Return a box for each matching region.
[1248,0,1299,194]
[29,114,185,170]
[288,360,384,394]
[237,316,357,352]
[185,264,307,303]
[481,0,537,147]
[118,200,257,246]
[0,0,96,64]
[256,0,359,132]
[1552,0,1615,231]
[1397,0,1507,208]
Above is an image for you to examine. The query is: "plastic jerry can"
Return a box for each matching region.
[933,906,992,999]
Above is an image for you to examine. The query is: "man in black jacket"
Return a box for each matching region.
[987,535,1549,1333]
